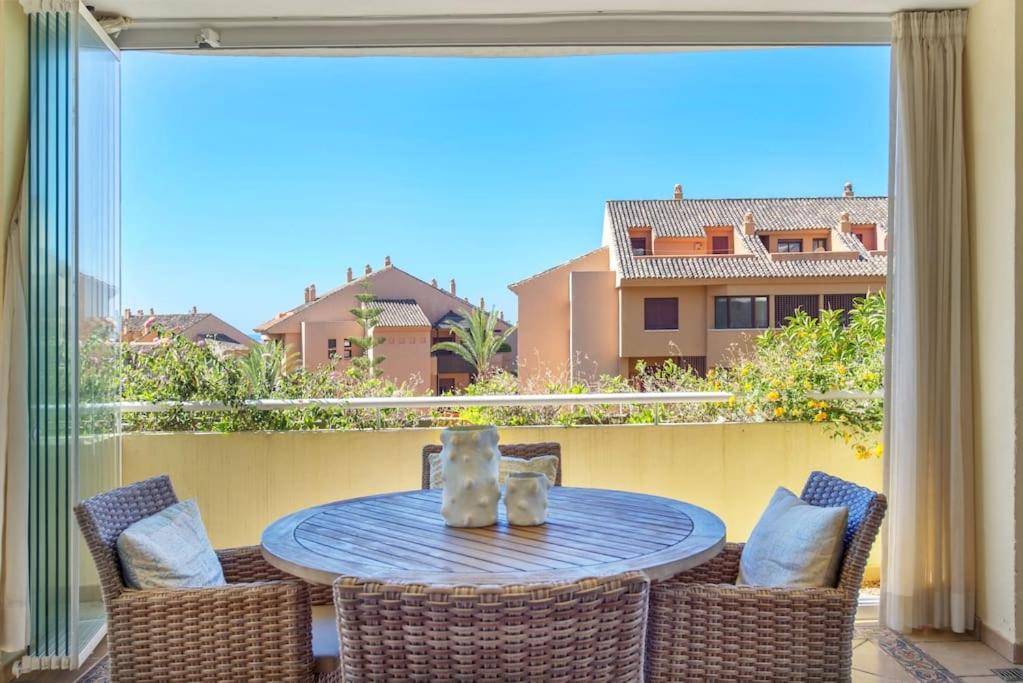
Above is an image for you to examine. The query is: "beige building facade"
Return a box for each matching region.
[122,308,255,356]
[255,260,515,394]
[511,185,887,385]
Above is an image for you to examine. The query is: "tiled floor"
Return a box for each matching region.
[853,616,1017,681]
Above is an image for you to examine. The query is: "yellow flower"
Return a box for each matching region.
[854,445,870,460]
[807,399,818,409]
[727,395,737,407]
[766,390,781,402]
[862,371,877,382]
[873,443,884,457]
[707,368,716,379]
[802,380,812,390]
[743,383,753,392]
[745,404,756,416]
[740,366,750,377]
[789,408,802,417]
[814,411,828,422]
[836,363,848,376]
[773,406,784,417]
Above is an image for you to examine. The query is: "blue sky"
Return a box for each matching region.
[122,47,890,335]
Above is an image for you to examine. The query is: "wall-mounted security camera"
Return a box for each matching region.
[196,28,221,49]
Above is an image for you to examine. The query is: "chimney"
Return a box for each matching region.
[123,308,131,319]
[843,182,854,198]
[191,305,198,315]
[742,211,755,236]
[450,279,457,296]
[365,264,372,275]
[346,267,353,282]
[303,286,310,303]
[430,278,438,288]
[309,284,316,301]
[149,308,155,315]
[839,210,852,233]
[384,255,392,268]
[673,183,683,200]
[479,297,485,310]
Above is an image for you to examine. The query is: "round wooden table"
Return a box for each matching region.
[262,487,726,586]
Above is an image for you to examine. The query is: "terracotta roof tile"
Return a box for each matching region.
[373,299,431,327]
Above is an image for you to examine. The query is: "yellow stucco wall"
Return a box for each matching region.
[122,422,883,580]
[966,0,1022,650]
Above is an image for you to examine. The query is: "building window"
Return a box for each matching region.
[630,236,648,256]
[774,294,820,328]
[714,296,769,329]
[327,338,337,358]
[711,236,730,255]
[777,239,803,253]
[438,377,456,393]
[644,297,678,330]
[758,234,770,250]
[342,338,352,359]
[823,293,865,326]
[812,238,828,251]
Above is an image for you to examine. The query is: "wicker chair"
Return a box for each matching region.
[332,572,650,682]
[646,471,887,683]
[74,475,339,683]
[421,441,562,489]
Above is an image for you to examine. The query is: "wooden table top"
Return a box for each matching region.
[262,487,727,586]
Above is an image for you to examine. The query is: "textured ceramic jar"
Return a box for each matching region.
[504,472,551,526]
[439,425,501,527]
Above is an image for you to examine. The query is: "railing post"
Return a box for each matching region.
[654,402,661,425]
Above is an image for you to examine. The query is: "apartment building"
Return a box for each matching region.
[510,184,886,384]
[254,258,516,394]
[122,307,254,355]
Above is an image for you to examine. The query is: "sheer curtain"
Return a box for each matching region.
[883,9,974,633]
[0,170,29,653]
[0,0,30,653]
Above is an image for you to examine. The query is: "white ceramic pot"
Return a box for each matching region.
[504,472,551,526]
[439,425,501,527]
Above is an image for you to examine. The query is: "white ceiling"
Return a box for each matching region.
[90,0,974,20]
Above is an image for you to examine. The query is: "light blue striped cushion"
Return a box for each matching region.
[116,499,226,589]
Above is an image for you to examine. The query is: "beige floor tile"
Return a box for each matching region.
[914,640,1012,676]
[851,641,917,682]
[907,627,982,643]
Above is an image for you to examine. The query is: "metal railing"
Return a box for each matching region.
[113,390,735,413]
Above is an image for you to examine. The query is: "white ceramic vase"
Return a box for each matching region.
[439,425,501,527]
[504,472,551,526]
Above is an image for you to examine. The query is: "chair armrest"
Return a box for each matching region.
[218,545,296,583]
[108,581,314,683]
[660,542,744,585]
[218,545,334,606]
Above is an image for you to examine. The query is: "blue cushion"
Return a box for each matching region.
[116,499,226,589]
[738,487,849,588]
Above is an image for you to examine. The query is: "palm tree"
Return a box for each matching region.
[238,340,295,397]
[431,307,516,378]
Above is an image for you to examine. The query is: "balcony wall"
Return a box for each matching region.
[122,422,884,579]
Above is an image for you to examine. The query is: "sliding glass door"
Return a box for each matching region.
[23,5,119,673]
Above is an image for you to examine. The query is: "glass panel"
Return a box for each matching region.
[728,297,752,329]
[754,297,769,328]
[714,297,727,329]
[27,10,76,661]
[76,11,120,653]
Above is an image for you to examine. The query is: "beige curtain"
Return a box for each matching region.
[0,167,28,653]
[1,0,30,653]
[882,9,974,634]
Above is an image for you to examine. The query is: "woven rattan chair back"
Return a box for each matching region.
[800,470,887,596]
[74,475,179,603]
[333,571,649,682]
[421,441,562,489]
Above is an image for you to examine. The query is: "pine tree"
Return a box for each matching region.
[347,284,385,379]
